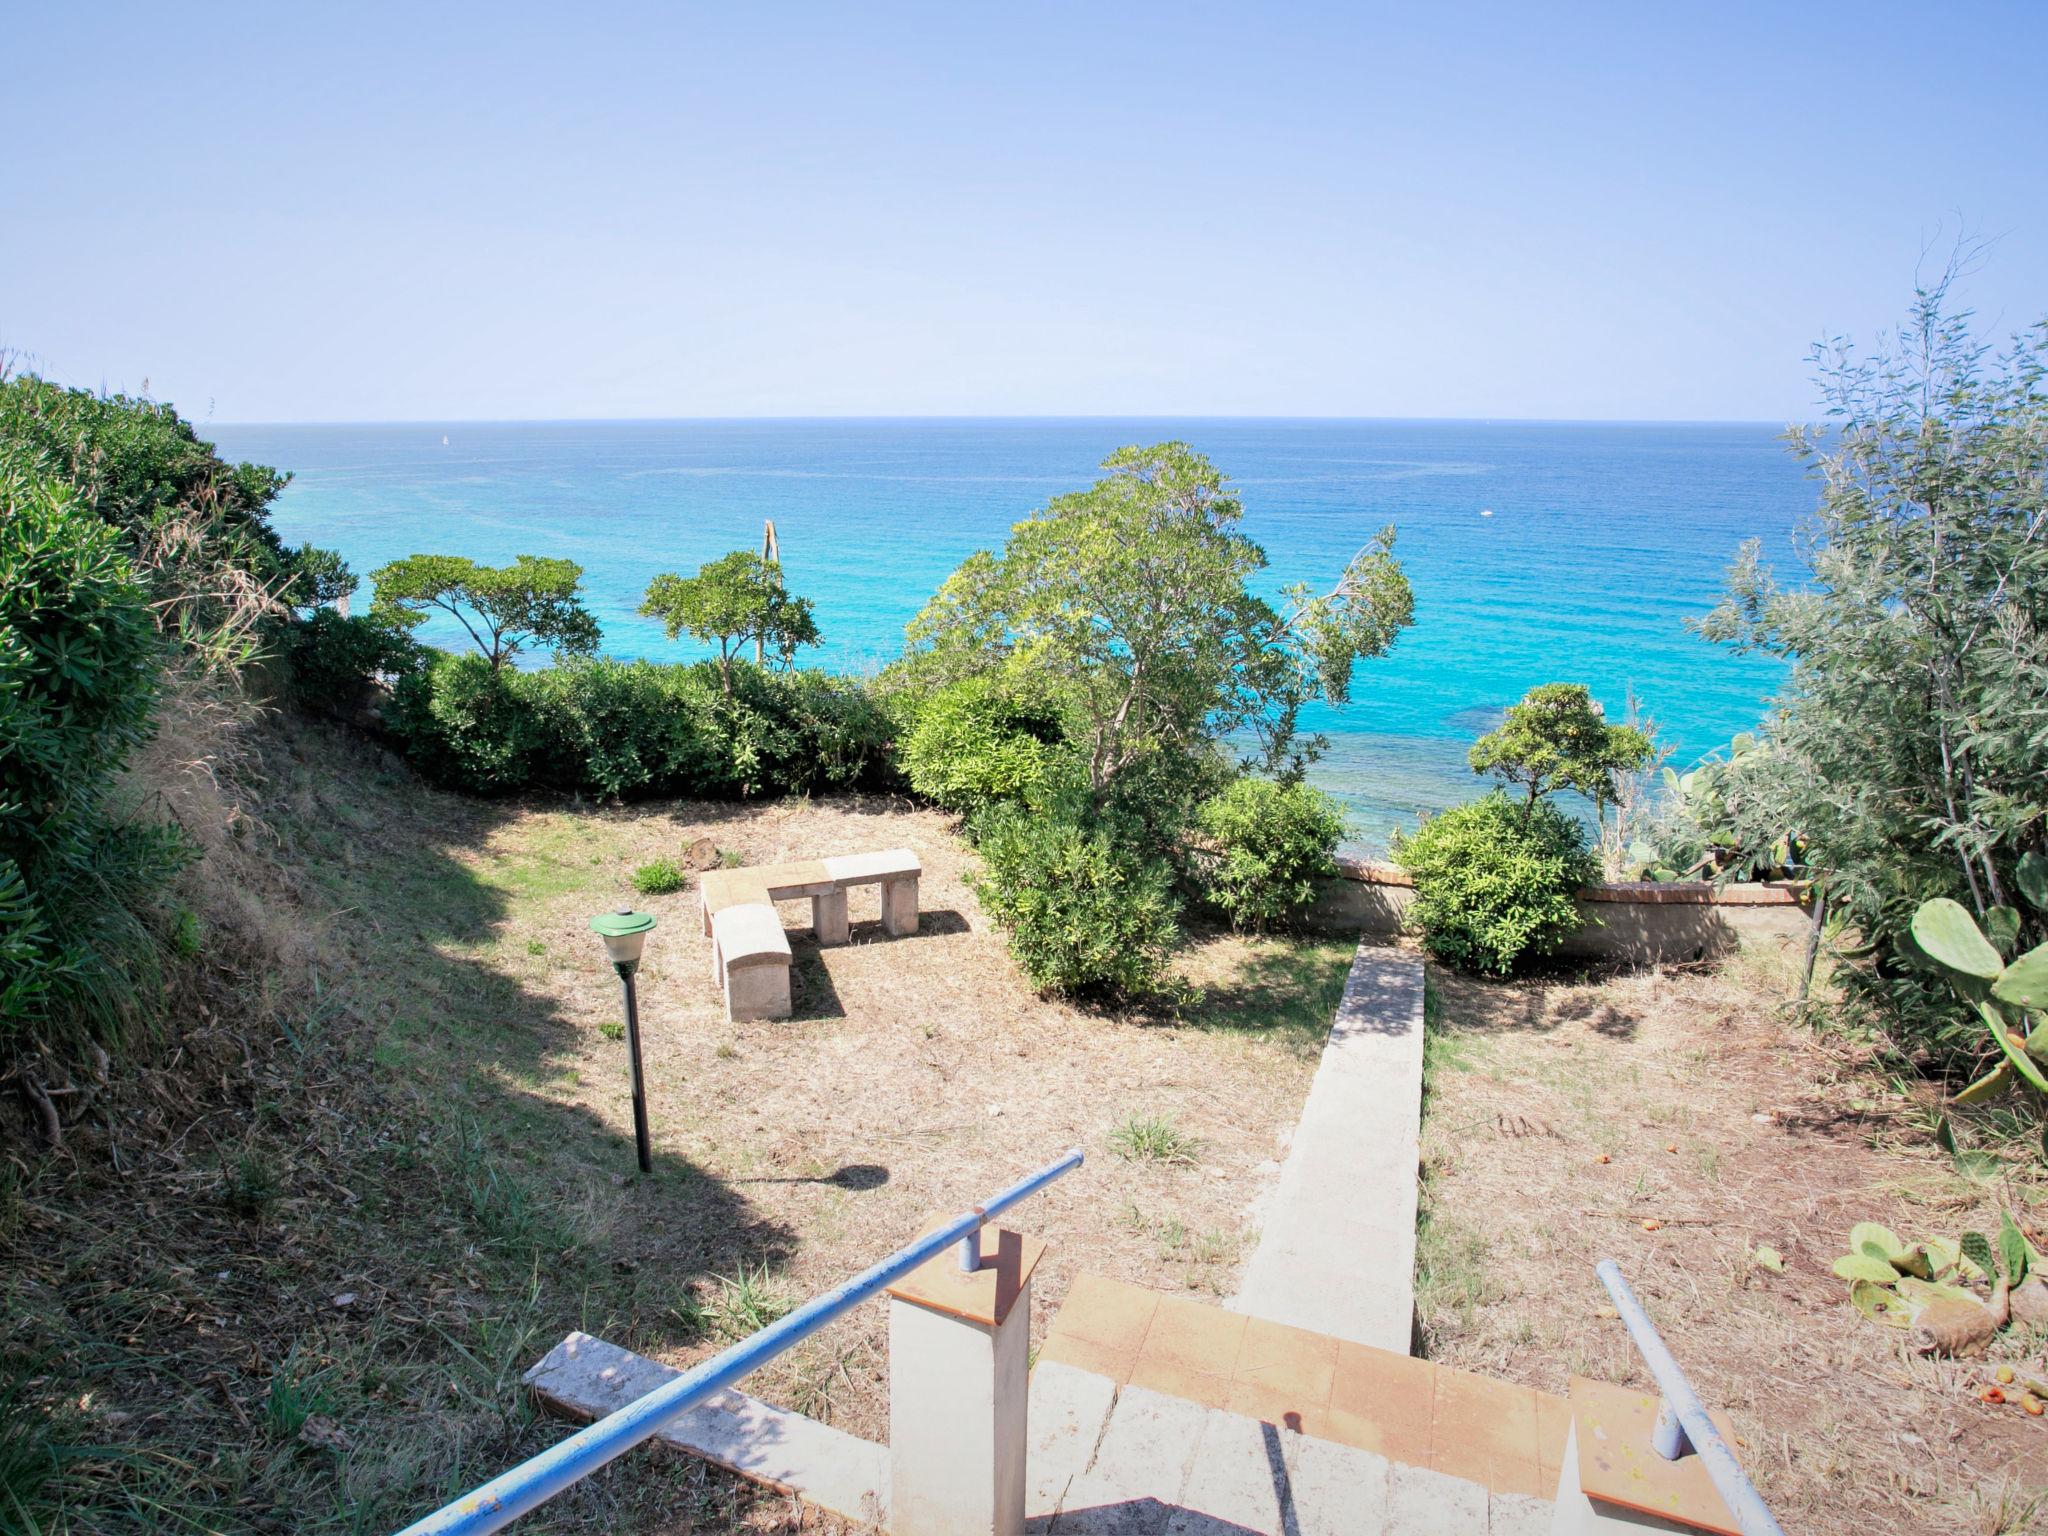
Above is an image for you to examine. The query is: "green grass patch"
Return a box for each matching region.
[1109,1112,1200,1165]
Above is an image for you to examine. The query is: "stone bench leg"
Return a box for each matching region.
[726,960,792,1022]
[881,875,919,937]
[814,888,850,946]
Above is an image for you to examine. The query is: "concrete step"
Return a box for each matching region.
[1033,1275,1562,1534]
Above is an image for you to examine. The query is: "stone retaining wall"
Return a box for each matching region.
[1312,858,1812,964]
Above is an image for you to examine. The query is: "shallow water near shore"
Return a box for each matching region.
[213,417,1805,850]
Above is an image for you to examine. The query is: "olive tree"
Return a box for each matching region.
[640,551,820,694]
[369,553,600,670]
[1697,269,2048,1067]
[904,441,1414,794]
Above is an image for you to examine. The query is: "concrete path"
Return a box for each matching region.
[1228,945,1427,1354]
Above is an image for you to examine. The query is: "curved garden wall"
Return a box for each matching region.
[1315,858,1812,964]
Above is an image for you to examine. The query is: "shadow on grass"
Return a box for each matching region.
[1425,963,1646,1042]
[1150,929,1359,1056]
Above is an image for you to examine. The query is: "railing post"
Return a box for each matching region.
[1650,1398,1690,1461]
[886,1222,1045,1536]
[1549,1261,1784,1536]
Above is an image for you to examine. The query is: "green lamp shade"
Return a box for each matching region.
[591,908,657,966]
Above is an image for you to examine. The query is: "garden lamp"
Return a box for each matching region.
[590,907,657,1174]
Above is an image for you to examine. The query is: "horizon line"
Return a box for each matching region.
[206,411,1810,430]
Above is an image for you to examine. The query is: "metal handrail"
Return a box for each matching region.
[398,1147,1085,1536]
[1594,1260,1786,1536]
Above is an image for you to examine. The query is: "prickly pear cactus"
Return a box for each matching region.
[1907,896,2048,1102]
[1911,898,2005,979]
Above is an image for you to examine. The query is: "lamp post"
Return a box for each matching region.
[590,908,657,1175]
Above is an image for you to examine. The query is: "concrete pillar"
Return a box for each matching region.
[885,1225,1046,1536]
[724,959,791,1022]
[813,888,850,945]
[881,875,920,937]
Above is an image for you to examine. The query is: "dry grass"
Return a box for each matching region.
[332,754,1350,1447]
[1416,949,2048,1533]
[1,715,1351,1532]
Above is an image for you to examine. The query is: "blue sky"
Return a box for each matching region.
[6,2,2045,423]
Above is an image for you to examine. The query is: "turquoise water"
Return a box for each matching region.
[210,419,1805,848]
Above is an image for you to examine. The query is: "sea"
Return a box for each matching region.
[208,418,1810,851]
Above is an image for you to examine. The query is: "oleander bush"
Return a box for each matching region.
[1392,791,1595,976]
[0,469,189,1056]
[1195,776,1345,931]
[966,799,1181,998]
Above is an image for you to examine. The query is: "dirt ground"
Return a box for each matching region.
[1417,952,2048,1533]
[371,781,1351,1447]
[12,714,2046,1533]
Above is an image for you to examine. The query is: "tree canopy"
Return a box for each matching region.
[1695,268,2048,1068]
[640,551,820,692]
[1468,683,1652,824]
[369,553,600,670]
[903,442,1414,791]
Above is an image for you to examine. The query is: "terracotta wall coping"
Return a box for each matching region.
[1334,856,1808,908]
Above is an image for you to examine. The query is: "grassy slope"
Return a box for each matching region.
[2,716,1353,1535]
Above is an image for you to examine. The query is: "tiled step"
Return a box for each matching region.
[1035,1275,1563,1532]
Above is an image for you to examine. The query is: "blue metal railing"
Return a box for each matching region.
[1595,1260,1786,1536]
[398,1147,1085,1536]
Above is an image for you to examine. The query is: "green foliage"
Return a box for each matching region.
[1905,894,2048,1109]
[284,609,424,713]
[369,553,601,670]
[1195,777,1344,931]
[900,675,1065,816]
[1694,274,2048,1069]
[0,469,189,1054]
[1642,733,1799,882]
[0,370,305,672]
[1108,1112,1199,1165]
[904,442,1413,791]
[632,857,688,896]
[286,543,359,611]
[967,801,1181,998]
[385,653,547,793]
[1468,683,1653,824]
[386,653,897,801]
[1392,792,1595,976]
[641,551,821,692]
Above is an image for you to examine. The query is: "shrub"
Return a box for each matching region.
[522,659,720,798]
[385,652,545,794]
[284,609,423,714]
[385,652,899,802]
[1195,777,1345,930]
[632,857,688,896]
[0,371,335,677]
[1392,792,1595,976]
[901,676,1063,815]
[968,802,1181,997]
[0,469,188,1053]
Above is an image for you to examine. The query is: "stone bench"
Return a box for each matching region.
[699,849,921,1021]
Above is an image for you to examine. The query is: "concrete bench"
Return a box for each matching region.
[710,903,795,1021]
[698,849,922,1021]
